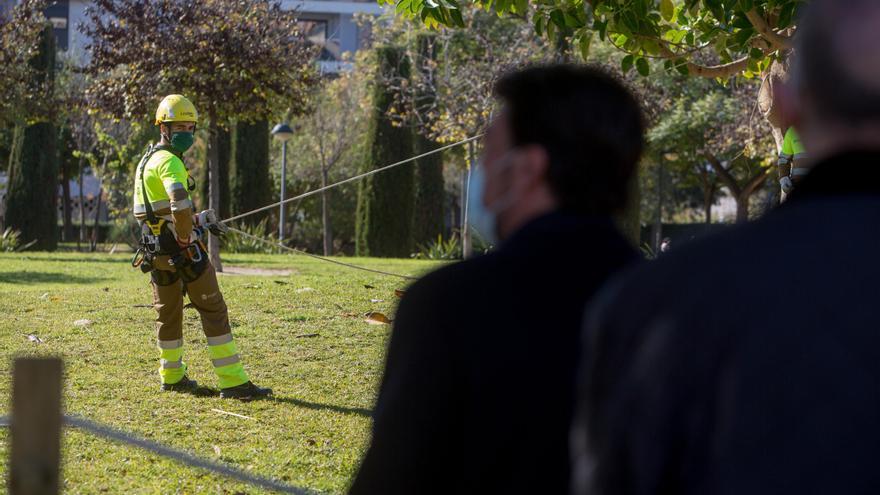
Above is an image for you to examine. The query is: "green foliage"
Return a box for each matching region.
[239,125,272,206]
[5,25,57,251]
[0,227,21,252]
[231,120,272,226]
[223,218,282,254]
[356,46,416,258]
[0,0,52,124]
[411,234,462,260]
[383,0,804,80]
[412,34,446,247]
[196,126,231,215]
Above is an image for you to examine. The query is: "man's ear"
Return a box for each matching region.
[518,145,550,185]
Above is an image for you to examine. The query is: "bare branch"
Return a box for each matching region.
[745,8,793,51]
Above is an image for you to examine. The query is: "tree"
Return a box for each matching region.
[82,0,317,269]
[5,24,58,250]
[230,120,271,226]
[411,33,445,248]
[356,46,416,258]
[649,84,774,223]
[291,61,369,255]
[370,9,553,248]
[388,0,799,78]
[0,0,49,125]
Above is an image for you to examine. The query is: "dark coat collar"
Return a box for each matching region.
[501,210,618,251]
[788,149,880,202]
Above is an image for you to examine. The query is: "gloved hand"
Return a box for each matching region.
[779,176,794,195]
[195,209,228,238]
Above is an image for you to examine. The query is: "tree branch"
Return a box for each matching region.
[705,153,742,197]
[743,167,773,197]
[745,9,793,51]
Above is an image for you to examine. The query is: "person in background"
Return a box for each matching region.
[349,65,644,494]
[572,1,880,493]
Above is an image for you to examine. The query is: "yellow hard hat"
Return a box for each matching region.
[155,94,198,125]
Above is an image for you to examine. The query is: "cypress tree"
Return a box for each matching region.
[230,119,271,226]
[5,25,58,251]
[199,126,230,217]
[356,46,415,257]
[412,34,445,247]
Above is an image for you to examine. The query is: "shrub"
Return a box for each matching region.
[411,234,461,260]
[223,219,281,254]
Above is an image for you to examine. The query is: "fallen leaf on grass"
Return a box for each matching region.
[25,334,43,344]
[365,312,392,325]
[295,287,315,294]
[363,284,376,289]
[102,287,110,292]
[73,319,93,328]
[394,289,406,298]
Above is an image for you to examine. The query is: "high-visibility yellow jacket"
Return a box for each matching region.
[132,147,194,239]
[778,127,808,179]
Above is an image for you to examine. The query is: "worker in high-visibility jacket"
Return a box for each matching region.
[777,126,809,199]
[132,94,271,400]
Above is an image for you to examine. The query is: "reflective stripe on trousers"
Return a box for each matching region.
[207,333,249,389]
[158,339,186,385]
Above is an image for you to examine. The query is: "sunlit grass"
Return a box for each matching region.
[0,251,441,493]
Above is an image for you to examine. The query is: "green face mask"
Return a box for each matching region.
[170,131,194,153]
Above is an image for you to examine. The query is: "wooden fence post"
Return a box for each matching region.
[8,358,63,495]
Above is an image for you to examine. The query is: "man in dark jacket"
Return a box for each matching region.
[572,2,880,494]
[350,65,644,494]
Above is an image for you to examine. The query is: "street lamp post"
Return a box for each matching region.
[271,123,295,241]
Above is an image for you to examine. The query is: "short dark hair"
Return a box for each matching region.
[797,0,880,125]
[494,64,644,215]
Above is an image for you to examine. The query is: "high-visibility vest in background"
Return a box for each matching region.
[779,127,809,179]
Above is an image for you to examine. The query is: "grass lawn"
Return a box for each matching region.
[0,251,443,494]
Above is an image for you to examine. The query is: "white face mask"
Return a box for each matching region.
[466,163,498,245]
[466,154,518,246]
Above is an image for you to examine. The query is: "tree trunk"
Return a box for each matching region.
[90,187,102,252]
[462,141,474,258]
[735,195,750,223]
[704,192,713,224]
[78,159,85,250]
[321,168,332,256]
[207,123,223,271]
[60,149,72,242]
[651,161,664,253]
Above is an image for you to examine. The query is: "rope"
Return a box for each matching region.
[221,134,483,225]
[227,226,417,280]
[64,414,316,495]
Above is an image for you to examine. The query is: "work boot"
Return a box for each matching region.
[220,381,273,400]
[161,375,199,392]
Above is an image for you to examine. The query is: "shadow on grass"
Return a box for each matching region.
[271,396,372,418]
[18,256,132,264]
[174,387,373,417]
[0,271,110,285]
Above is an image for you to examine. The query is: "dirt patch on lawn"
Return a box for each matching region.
[218,266,296,277]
